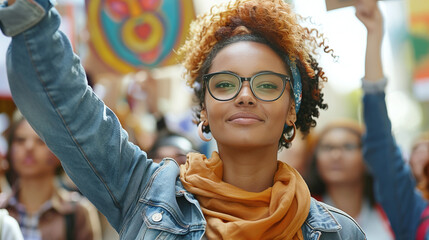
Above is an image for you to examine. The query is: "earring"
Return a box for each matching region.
[282,122,296,143]
[198,121,212,142]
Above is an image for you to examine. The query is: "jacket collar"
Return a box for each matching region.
[304,198,342,232]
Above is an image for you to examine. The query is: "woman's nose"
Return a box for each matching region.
[235,82,256,105]
[24,139,35,150]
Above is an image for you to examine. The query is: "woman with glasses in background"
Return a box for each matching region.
[306,120,394,240]
[305,3,395,238]
[1,0,366,238]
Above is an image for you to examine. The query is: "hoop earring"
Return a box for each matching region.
[198,121,212,142]
[282,122,296,143]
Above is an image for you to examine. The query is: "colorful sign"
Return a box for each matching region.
[325,0,389,11]
[86,0,195,73]
[325,0,356,11]
[408,0,429,101]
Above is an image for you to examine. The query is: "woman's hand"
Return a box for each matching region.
[355,0,383,38]
[356,0,384,82]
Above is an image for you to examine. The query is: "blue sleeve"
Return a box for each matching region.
[1,0,158,231]
[362,90,428,239]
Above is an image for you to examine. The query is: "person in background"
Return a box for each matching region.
[357,0,429,238]
[417,157,429,201]
[412,132,429,201]
[278,131,314,178]
[96,71,160,153]
[0,111,102,240]
[410,131,429,183]
[1,0,366,239]
[148,132,196,165]
[307,120,394,240]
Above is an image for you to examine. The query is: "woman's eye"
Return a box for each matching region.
[215,81,236,89]
[256,83,278,89]
[13,137,25,144]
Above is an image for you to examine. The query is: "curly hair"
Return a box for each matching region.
[177,0,330,149]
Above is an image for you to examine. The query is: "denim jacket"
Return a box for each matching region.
[0,0,366,239]
[362,79,429,240]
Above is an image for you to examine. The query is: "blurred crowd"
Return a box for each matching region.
[0,70,202,239]
[0,0,428,239]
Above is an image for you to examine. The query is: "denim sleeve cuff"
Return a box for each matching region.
[0,0,46,37]
[361,77,387,94]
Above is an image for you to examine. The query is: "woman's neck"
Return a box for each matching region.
[326,182,364,219]
[18,177,56,215]
[218,144,279,192]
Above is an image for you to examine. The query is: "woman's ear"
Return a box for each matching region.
[200,109,208,125]
[286,102,297,125]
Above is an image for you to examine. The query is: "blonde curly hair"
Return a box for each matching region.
[177,0,330,148]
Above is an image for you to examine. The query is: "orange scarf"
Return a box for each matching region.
[179,152,311,240]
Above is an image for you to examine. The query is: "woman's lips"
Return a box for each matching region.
[23,156,36,165]
[228,112,263,125]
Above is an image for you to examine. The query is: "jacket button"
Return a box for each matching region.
[152,212,163,222]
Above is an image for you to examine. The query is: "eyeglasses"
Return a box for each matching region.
[318,143,361,154]
[203,71,292,102]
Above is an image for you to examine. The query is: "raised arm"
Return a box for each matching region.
[355,0,384,81]
[357,0,428,238]
[0,0,158,230]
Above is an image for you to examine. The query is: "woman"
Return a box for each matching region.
[278,131,314,178]
[410,132,429,184]
[0,111,102,239]
[418,154,429,201]
[413,132,429,201]
[307,120,394,240]
[1,0,365,239]
[357,0,429,238]
[148,132,196,165]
